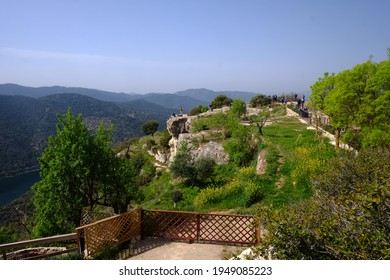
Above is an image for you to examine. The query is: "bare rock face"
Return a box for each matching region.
[166,116,190,138]
[166,132,228,164]
[147,149,170,164]
[164,114,229,165]
[191,141,229,164]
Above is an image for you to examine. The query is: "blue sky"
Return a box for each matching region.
[0,0,389,94]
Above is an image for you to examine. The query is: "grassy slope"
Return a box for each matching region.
[139,105,336,214]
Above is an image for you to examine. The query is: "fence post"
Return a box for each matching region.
[76,228,85,255]
[2,250,6,260]
[138,208,144,240]
[255,223,261,246]
[196,213,200,242]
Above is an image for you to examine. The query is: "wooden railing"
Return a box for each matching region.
[0,233,78,260]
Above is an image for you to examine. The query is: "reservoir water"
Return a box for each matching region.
[0,171,40,207]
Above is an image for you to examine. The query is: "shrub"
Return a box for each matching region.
[224,125,257,166]
[210,95,233,109]
[259,148,390,260]
[188,105,209,116]
[158,129,172,149]
[194,166,264,209]
[169,142,194,179]
[249,94,272,108]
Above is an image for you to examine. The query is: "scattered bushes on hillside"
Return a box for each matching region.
[158,129,172,149]
[0,226,17,244]
[194,166,265,209]
[259,147,390,260]
[191,112,228,133]
[169,142,216,186]
[188,105,209,116]
[224,125,258,166]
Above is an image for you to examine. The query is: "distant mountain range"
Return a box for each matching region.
[0,84,260,113]
[0,83,263,177]
[0,93,172,177]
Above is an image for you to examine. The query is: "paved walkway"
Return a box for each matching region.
[126,238,244,260]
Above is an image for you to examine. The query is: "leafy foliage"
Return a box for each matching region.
[309,59,390,150]
[169,142,194,180]
[259,148,390,259]
[0,226,17,244]
[209,94,233,109]
[32,108,139,237]
[249,94,272,108]
[157,129,172,149]
[188,105,209,116]
[141,120,159,136]
[169,142,216,185]
[191,112,229,133]
[194,166,264,209]
[229,99,247,118]
[224,124,258,166]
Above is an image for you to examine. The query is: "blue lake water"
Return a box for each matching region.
[0,171,40,206]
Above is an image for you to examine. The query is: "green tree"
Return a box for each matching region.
[323,70,353,151]
[308,72,335,135]
[324,60,389,150]
[249,94,272,108]
[210,94,233,109]
[249,109,271,136]
[193,157,216,183]
[224,125,257,166]
[100,156,137,213]
[32,108,137,237]
[169,142,194,180]
[142,120,159,136]
[230,99,247,118]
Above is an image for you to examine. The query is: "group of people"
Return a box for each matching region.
[297,94,306,109]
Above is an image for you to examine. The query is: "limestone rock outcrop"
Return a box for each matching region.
[164,114,229,164]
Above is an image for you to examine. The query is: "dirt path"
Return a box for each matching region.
[126,238,243,260]
[285,107,353,150]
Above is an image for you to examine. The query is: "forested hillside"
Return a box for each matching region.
[0,94,172,177]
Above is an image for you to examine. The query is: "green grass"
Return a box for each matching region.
[139,106,336,214]
[259,117,336,208]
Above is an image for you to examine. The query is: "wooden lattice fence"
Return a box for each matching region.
[76,209,141,257]
[76,209,259,258]
[199,213,257,244]
[142,210,259,245]
[80,210,116,226]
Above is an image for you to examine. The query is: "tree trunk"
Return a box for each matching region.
[256,123,263,135]
[335,128,341,152]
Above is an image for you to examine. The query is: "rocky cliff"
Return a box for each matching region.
[149,111,230,165]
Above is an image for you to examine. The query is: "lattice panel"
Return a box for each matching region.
[199,214,256,244]
[142,210,198,241]
[80,210,115,226]
[80,210,141,257]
